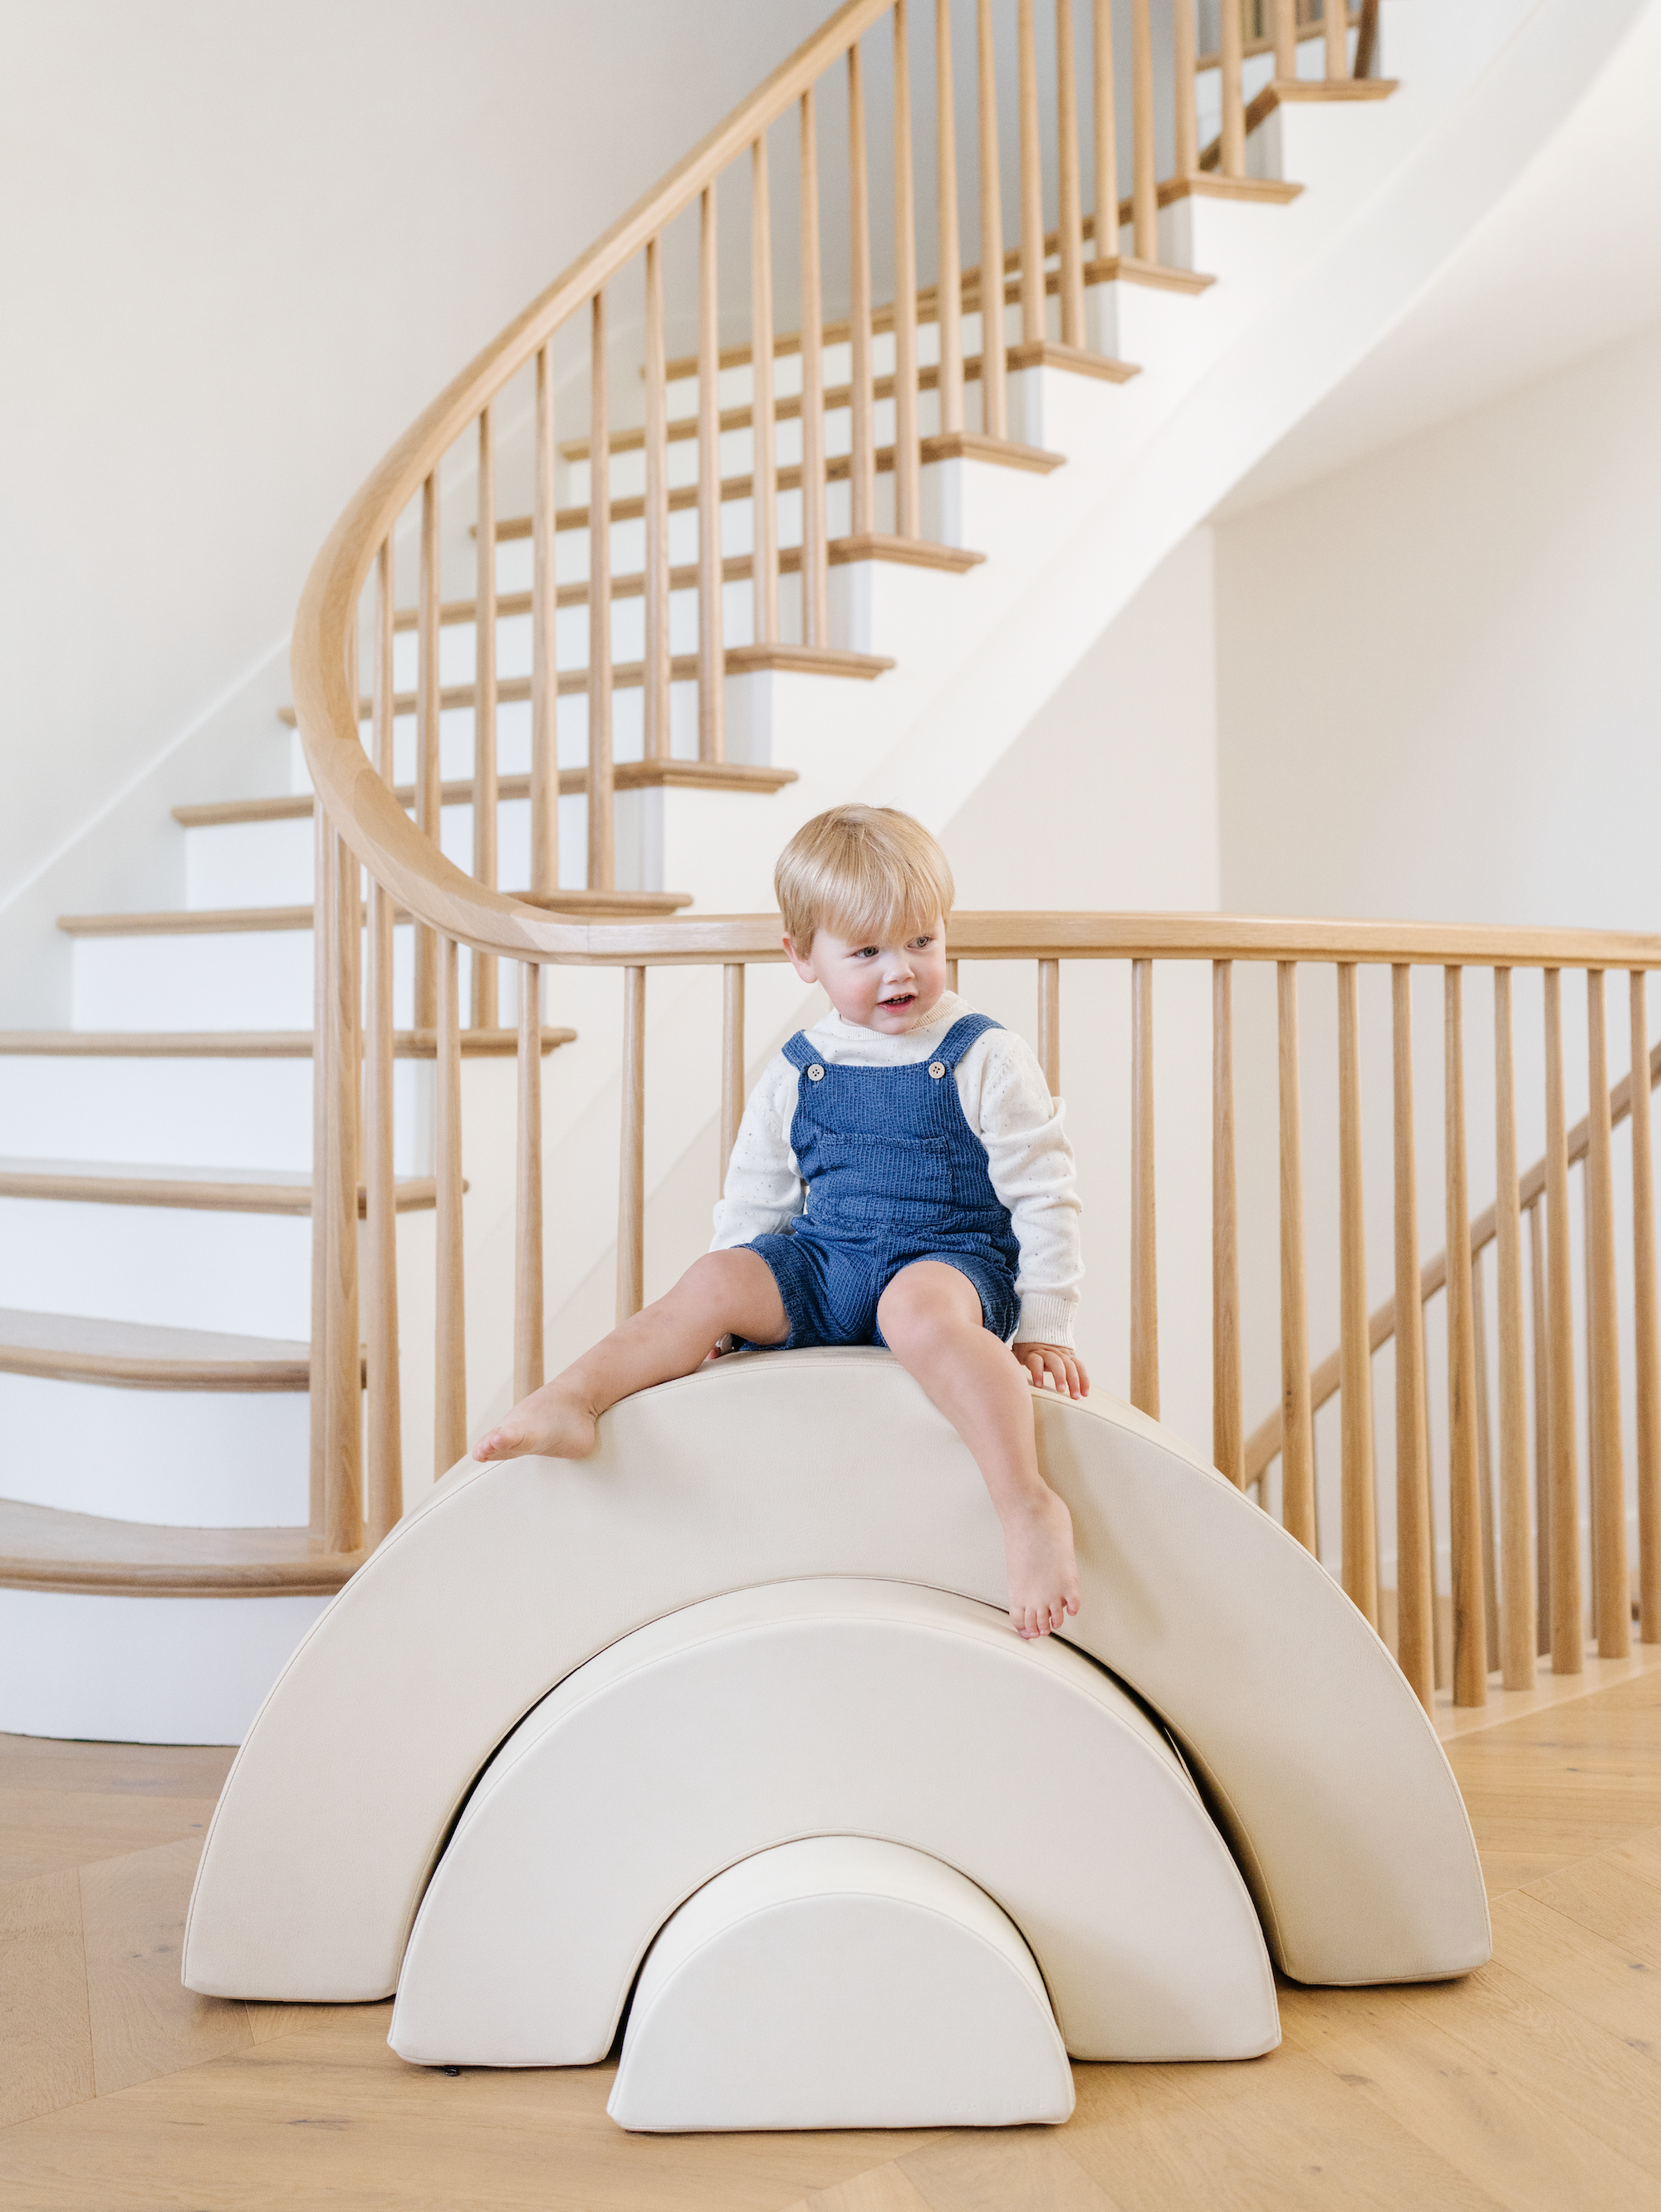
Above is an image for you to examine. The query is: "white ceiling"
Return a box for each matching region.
[1215,0,1661,517]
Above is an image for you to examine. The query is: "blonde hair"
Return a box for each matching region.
[775,805,954,949]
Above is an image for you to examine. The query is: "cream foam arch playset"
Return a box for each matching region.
[183,1349,1490,2131]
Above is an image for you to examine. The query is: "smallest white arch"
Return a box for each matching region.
[609,1837,1075,2133]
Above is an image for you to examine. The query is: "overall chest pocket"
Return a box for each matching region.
[805,1131,953,1223]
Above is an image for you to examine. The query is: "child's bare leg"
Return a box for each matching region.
[473,1249,788,1463]
[876,1262,1079,1641]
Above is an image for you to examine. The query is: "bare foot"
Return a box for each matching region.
[473,1383,598,1464]
[1002,1488,1080,1641]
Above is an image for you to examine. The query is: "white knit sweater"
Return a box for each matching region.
[710,992,1083,1346]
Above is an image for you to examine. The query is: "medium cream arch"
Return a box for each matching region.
[182,1348,1490,2001]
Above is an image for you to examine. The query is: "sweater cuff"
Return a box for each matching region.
[1014,1295,1076,1349]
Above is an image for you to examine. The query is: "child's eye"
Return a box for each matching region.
[854,946,879,959]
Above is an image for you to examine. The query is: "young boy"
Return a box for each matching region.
[475,804,1086,1640]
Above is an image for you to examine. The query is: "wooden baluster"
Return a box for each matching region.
[618,966,647,1322]
[531,342,560,895]
[1473,1254,1502,1669]
[946,957,959,993]
[1530,1194,1551,1655]
[365,537,402,1546]
[588,287,615,890]
[721,965,747,1191]
[1271,0,1297,77]
[1213,960,1242,1487]
[1543,969,1584,1673]
[1172,0,1198,180]
[644,236,671,763]
[1279,962,1315,1550]
[514,963,544,1403]
[1393,965,1435,1707]
[799,91,830,645]
[1055,0,1085,345]
[472,407,499,1032]
[1220,0,1247,177]
[1036,959,1061,1094]
[1091,0,1119,264]
[848,40,876,535]
[1633,971,1661,1643]
[1129,959,1159,1419]
[1443,967,1487,1705]
[308,794,331,1538]
[751,137,780,640]
[893,0,922,539]
[698,186,726,763]
[1017,0,1045,349]
[936,0,965,435]
[1336,963,1378,1624]
[324,826,363,1557]
[414,471,441,1029]
[1325,0,1348,78]
[1493,967,1536,1687]
[1355,0,1380,79]
[1587,969,1631,1657]
[434,933,467,1472]
[976,0,1008,438]
[1129,0,1158,266]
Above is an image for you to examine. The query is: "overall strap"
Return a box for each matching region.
[933,1013,1003,1068]
[781,1031,823,1072]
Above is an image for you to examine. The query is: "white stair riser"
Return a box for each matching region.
[73,926,416,1033]
[0,1587,328,1744]
[0,1373,311,1526]
[0,1055,425,1175]
[0,1196,312,1338]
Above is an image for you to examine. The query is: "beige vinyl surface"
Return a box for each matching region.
[183,1350,1490,2002]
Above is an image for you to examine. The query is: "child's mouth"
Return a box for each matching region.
[879,993,916,1010]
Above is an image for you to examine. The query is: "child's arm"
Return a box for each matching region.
[710,1054,803,1249]
[962,1034,1085,1387]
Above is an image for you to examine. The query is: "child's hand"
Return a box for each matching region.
[1012,1342,1090,1400]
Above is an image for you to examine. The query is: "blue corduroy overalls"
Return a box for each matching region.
[742,1012,1023,1349]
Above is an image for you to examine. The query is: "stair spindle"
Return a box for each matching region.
[751,137,780,640]
[848,40,877,534]
[1172,0,1198,180]
[1392,965,1435,1708]
[588,287,615,890]
[1220,0,1247,177]
[975,0,1008,438]
[1586,970,1631,1657]
[1473,1254,1502,1672]
[324,822,363,1557]
[698,186,726,763]
[1055,0,1085,345]
[721,965,746,1189]
[1336,963,1378,1624]
[414,472,442,1030]
[365,536,403,1547]
[1091,0,1120,265]
[1213,960,1242,1487]
[618,966,647,1322]
[434,934,467,1473]
[1325,0,1349,79]
[515,963,545,1404]
[308,792,331,1540]
[935,0,965,435]
[1129,0,1158,266]
[472,406,499,1031]
[1632,972,1661,1641]
[893,0,922,537]
[1492,967,1536,1687]
[1543,968,1585,1673]
[1530,1194,1551,1654]
[1278,962,1315,1551]
[1443,967,1487,1704]
[1131,959,1159,1420]
[1016,0,1045,349]
[798,89,830,647]
[1271,0,1297,78]
[644,237,671,761]
[531,341,560,894]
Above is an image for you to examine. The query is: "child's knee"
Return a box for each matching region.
[879,1264,979,1352]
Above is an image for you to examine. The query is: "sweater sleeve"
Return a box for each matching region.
[710,1055,804,1248]
[963,1032,1083,1347]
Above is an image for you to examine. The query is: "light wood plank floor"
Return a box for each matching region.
[5,1659,1661,2211]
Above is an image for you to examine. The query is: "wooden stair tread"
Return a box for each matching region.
[0,1028,577,1059]
[276,648,891,727]
[0,1307,314,1391]
[175,762,796,828]
[57,885,691,937]
[0,1497,361,1596]
[0,1160,448,1216]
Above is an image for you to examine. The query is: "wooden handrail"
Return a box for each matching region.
[1242,1030,1661,1487]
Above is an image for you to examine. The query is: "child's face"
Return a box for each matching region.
[784,915,949,1034]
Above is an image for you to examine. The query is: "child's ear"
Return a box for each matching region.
[782,933,817,983]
